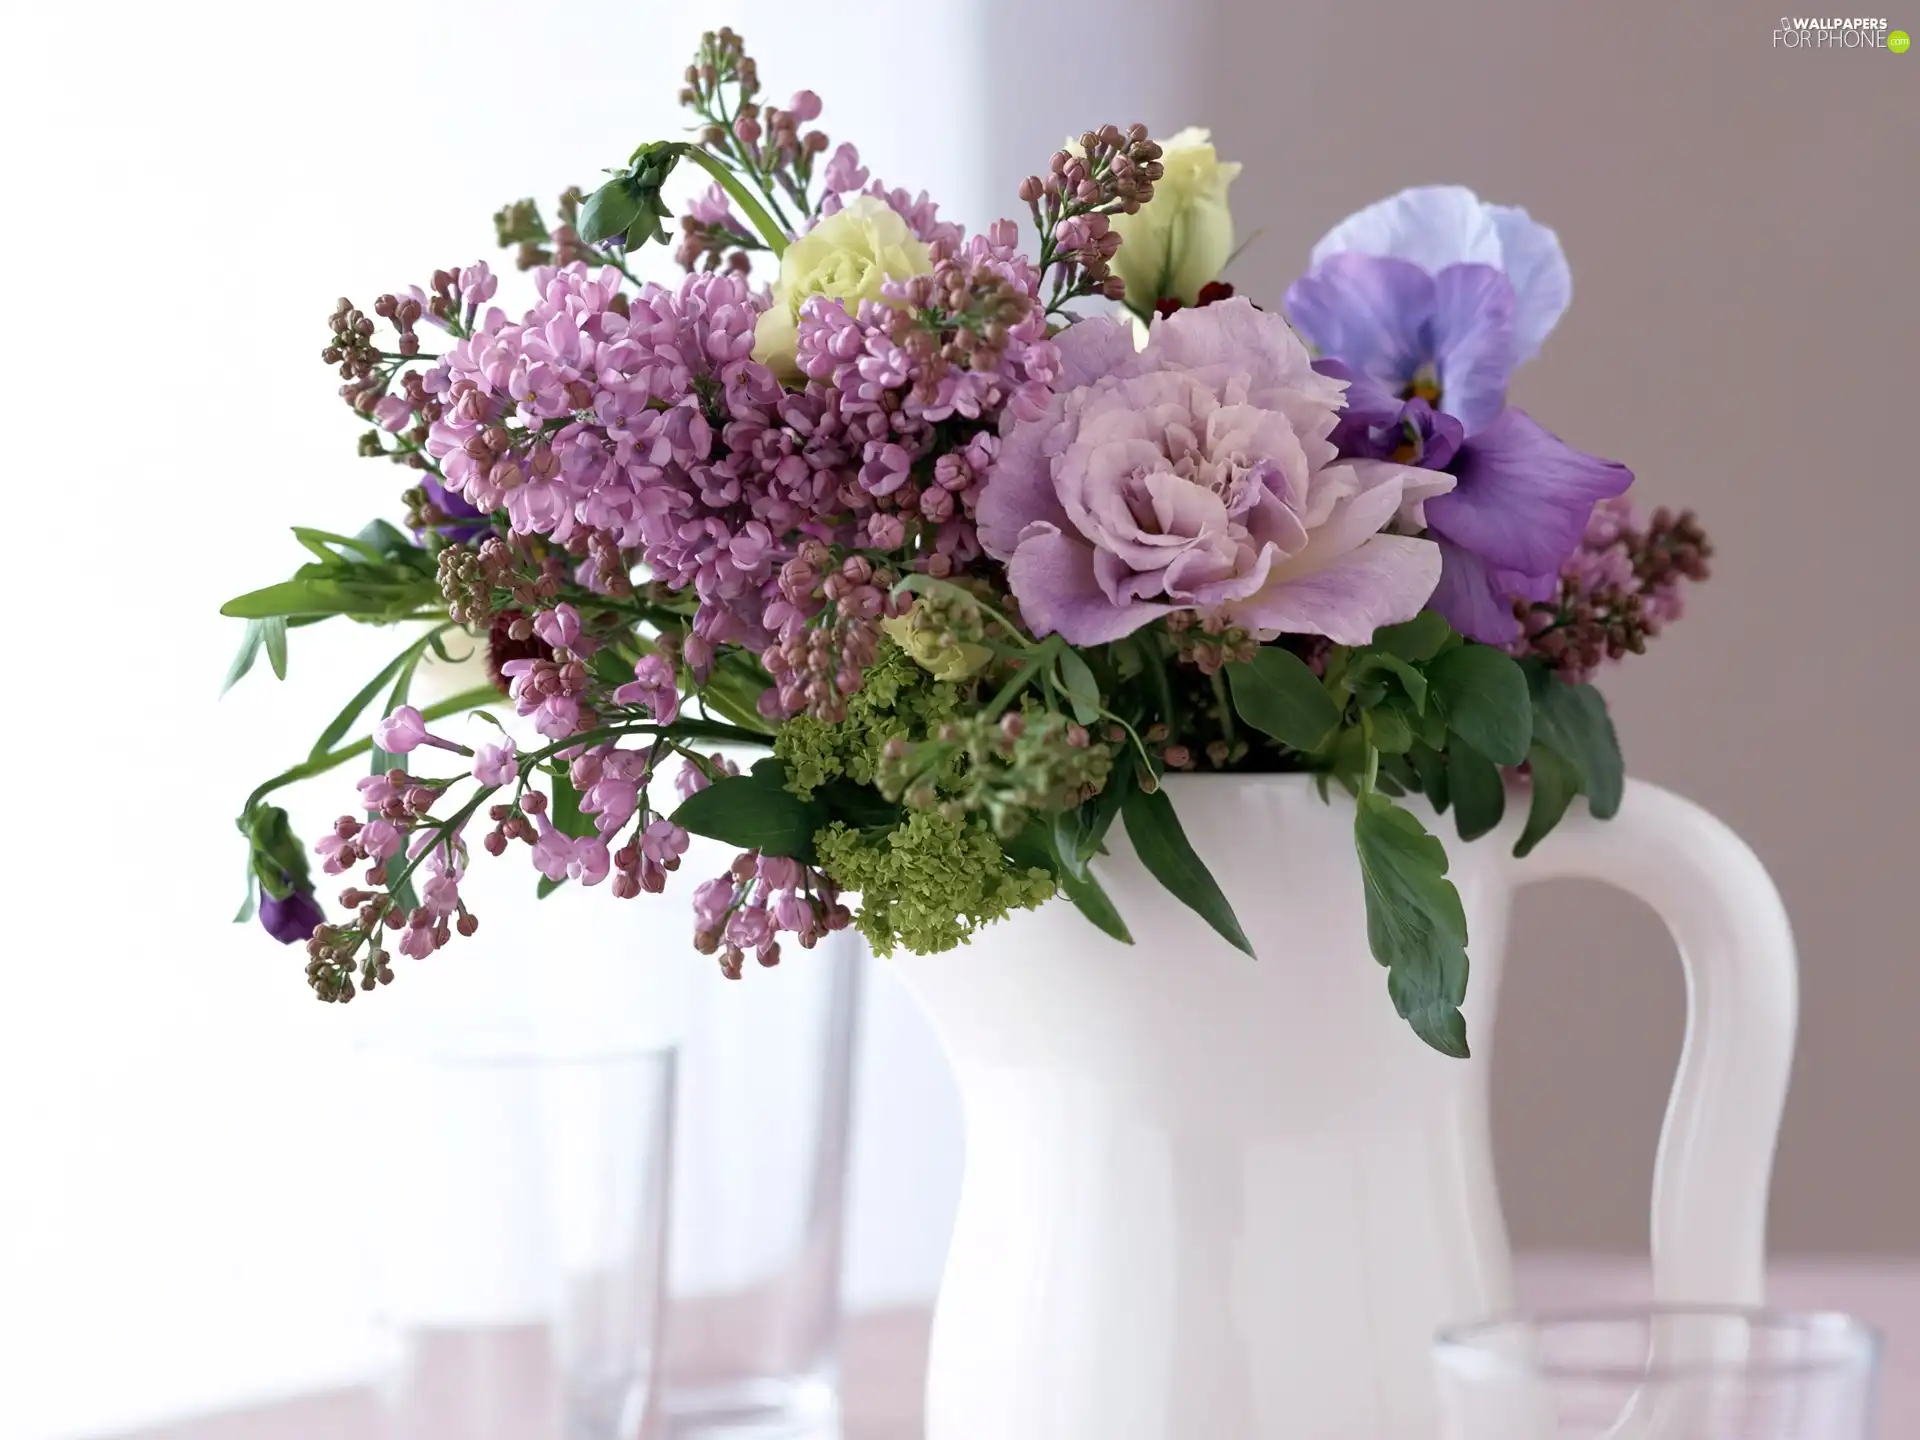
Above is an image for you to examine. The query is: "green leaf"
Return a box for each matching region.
[1226,647,1342,752]
[354,518,418,560]
[1365,705,1413,754]
[1008,817,1134,946]
[1410,741,1450,813]
[1054,771,1130,879]
[1060,866,1132,943]
[537,875,568,899]
[1514,743,1580,858]
[1372,610,1452,663]
[1121,784,1254,956]
[1446,741,1507,842]
[1346,652,1428,713]
[1528,668,1624,820]
[671,764,827,859]
[816,778,901,832]
[222,620,265,694]
[549,770,600,840]
[1055,647,1102,726]
[291,526,393,566]
[220,576,439,621]
[1428,645,1533,766]
[311,642,429,760]
[233,879,257,924]
[262,616,289,681]
[1353,792,1471,1058]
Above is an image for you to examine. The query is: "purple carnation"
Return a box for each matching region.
[978,299,1455,646]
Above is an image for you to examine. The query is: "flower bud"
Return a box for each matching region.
[1109,128,1241,308]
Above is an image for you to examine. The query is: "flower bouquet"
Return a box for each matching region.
[227,29,1708,1057]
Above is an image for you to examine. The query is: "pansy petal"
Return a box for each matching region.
[1426,538,1558,644]
[1430,264,1519,435]
[1487,203,1572,363]
[1284,255,1433,386]
[1009,526,1172,643]
[1425,407,1633,574]
[1308,185,1503,274]
[1229,534,1443,645]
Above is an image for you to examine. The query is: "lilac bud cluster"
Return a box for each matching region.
[761,545,911,723]
[678,28,836,233]
[1164,610,1261,675]
[306,765,478,1002]
[1020,124,1165,309]
[1515,497,1713,682]
[322,298,380,383]
[437,534,563,627]
[692,850,853,979]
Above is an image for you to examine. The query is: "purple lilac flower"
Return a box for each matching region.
[1318,359,1631,643]
[1284,186,1572,435]
[977,298,1454,646]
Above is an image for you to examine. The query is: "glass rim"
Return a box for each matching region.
[1434,1304,1882,1383]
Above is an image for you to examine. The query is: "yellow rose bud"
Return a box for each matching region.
[752,195,934,377]
[1109,127,1242,310]
[880,613,993,683]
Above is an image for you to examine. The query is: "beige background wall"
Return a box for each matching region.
[987,0,1920,1253]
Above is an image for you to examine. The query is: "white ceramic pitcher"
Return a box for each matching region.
[895,774,1797,1440]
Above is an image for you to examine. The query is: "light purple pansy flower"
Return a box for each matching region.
[1317,359,1632,643]
[977,298,1454,647]
[1284,185,1572,436]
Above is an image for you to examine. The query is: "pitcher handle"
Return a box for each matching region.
[1506,778,1798,1305]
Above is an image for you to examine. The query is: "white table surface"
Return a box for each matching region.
[108,1254,1920,1439]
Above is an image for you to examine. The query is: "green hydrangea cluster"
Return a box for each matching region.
[814,810,1055,955]
[775,641,967,797]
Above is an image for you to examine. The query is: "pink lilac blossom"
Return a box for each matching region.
[374,706,429,753]
[675,753,739,800]
[499,655,588,739]
[532,819,612,886]
[690,850,852,978]
[472,740,517,786]
[613,654,680,723]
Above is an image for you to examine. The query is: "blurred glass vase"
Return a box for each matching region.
[1434,1307,1880,1438]
[364,1036,676,1440]
[661,927,861,1439]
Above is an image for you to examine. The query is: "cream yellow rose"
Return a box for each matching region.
[752,194,933,376]
[1109,127,1241,310]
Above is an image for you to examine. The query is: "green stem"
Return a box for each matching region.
[984,635,1063,720]
[1209,669,1236,746]
[682,148,789,257]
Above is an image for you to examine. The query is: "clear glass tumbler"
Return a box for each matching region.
[1433,1306,1881,1440]
[660,927,861,1439]
[362,1035,676,1440]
